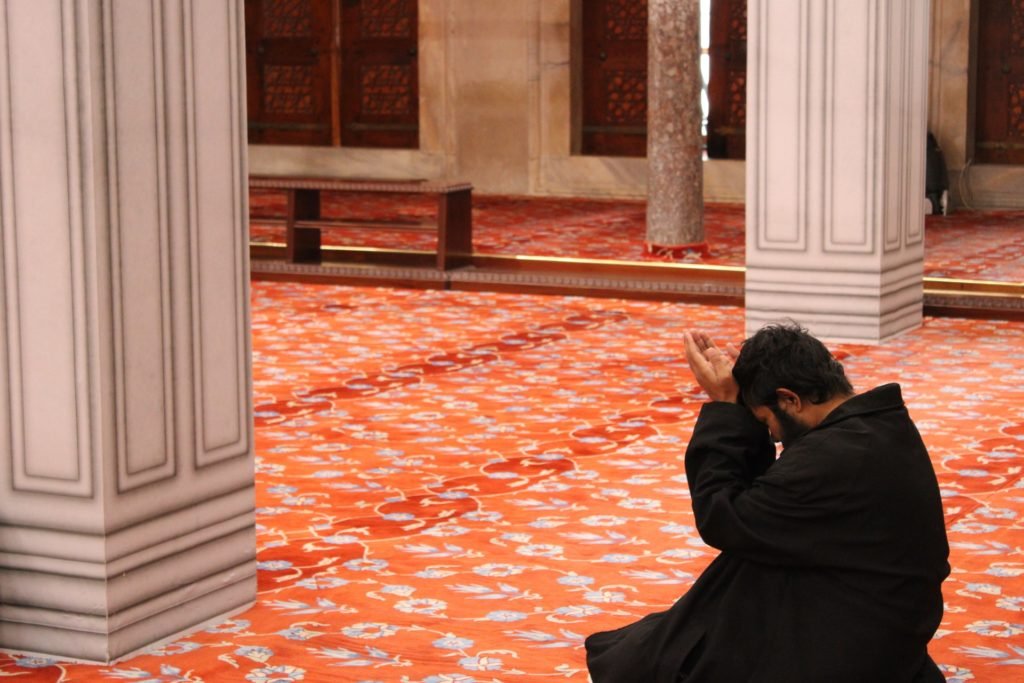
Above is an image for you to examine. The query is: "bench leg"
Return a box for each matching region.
[286,188,322,263]
[437,188,472,270]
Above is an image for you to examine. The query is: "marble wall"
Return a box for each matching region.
[929,0,1024,209]
[249,0,744,201]
[249,0,1018,207]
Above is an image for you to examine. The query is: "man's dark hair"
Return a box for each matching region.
[731,321,853,408]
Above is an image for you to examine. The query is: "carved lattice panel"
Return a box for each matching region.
[1011,82,1024,137]
[730,72,746,127]
[262,0,313,38]
[604,0,647,42]
[730,0,747,42]
[263,65,315,115]
[581,0,648,156]
[604,70,647,125]
[707,0,747,159]
[1013,0,1024,53]
[975,0,1024,163]
[361,0,414,38]
[360,64,414,117]
[245,0,332,145]
[341,0,419,148]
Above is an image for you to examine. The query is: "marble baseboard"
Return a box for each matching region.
[250,251,1022,324]
[745,302,924,345]
[249,145,447,181]
[0,486,256,662]
[949,164,1024,209]
[0,562,256,663]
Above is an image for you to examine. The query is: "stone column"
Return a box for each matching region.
[744,0,931,343]
[0,0,255,662]
[646,0,705,257]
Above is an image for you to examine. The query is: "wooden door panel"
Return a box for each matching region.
[581,0,648,157]
[975,1,1024,164]
[245,0,334,145]
[340,0,419,149]
[707,0,746,159]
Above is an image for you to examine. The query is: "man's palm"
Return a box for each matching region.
[684,331,740,403]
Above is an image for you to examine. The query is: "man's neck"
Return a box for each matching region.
[805,393,853,429]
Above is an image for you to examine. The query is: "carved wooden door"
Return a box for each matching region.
[975,1,1024,164]
[340,0,419,149]
[581,0,648,157]
[706,0,746,159]
[245,0,334,145]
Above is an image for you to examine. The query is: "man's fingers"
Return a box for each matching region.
[690,332,740,363]
[682,332,697,361]
[685,331,740,404]
[683,332,702,363]
[684,333,713,372]
[687,331,734,375]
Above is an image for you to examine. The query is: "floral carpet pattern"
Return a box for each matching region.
[3,282,1024,682]
[248,191,1024,282]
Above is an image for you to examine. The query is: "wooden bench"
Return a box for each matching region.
[249,176,473,270]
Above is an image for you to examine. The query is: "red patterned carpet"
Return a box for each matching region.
[4,281,1023,681]
[248,191,1024,281]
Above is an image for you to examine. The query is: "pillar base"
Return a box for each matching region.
[644,241,711,260]
[744,264,925,344]
[0,575,255,664]
[0,487,257,663]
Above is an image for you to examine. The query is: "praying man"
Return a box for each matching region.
[585,322,949,682]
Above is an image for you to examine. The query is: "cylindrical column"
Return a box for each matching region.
[744,0,931,343]
[0,0,255,661]
[646,0,705,257]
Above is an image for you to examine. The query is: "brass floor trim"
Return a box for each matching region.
[249,244,1024,319]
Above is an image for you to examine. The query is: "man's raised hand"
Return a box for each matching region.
[683,331,740,403]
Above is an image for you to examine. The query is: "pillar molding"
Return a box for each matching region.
[0,0,255,662]
[646,0,705,255]
[744,0,931,343]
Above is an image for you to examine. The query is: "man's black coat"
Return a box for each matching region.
[585,384,950,682]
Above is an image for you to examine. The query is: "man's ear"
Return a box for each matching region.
[775,388,803,413]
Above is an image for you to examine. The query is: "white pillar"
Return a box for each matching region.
[744,0,931,343]
[0,0,255,662]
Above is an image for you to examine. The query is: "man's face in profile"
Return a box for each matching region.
[752,403,812,448]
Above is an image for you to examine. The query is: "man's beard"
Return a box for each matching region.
[770,405,810,449]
